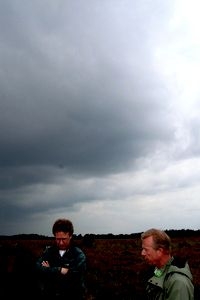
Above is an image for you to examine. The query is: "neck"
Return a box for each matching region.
[157,254,171,269]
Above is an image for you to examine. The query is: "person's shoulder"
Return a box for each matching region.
[70,245,86,256]
[72,245,84,252]
[168,256,193,281]
[43,245,57,254]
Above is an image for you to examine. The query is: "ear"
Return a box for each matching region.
[157,248,164,255]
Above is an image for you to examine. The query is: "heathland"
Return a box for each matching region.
[0,229,200,299]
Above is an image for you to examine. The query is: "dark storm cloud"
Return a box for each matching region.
[0,1,174,192]
[2,0,197,235]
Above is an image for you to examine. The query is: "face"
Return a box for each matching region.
[141,236,161,266]
[55,231,72,250]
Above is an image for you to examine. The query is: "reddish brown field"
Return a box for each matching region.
[0,231,200,299]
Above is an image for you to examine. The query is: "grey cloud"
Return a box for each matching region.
[1,0,195,235]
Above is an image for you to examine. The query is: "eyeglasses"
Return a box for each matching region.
[55,237,70,242]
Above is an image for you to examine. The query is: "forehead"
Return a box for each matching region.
[55,231,71,238]
[142,235,154,247]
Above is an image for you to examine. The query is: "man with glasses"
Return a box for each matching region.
[36,218,86,299]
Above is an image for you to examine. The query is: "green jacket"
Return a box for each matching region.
[145,257,194,300]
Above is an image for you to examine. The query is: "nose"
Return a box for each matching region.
[141,249,146,256]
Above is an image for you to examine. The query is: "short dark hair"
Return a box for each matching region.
[52,218,74,236]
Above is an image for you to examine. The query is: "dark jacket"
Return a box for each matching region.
[36,245,86,299]
[145,257,194,300]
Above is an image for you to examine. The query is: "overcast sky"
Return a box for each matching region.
[1,0,200,236]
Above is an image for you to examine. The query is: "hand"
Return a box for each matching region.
[61,267,69,275]
[41,261,50,267]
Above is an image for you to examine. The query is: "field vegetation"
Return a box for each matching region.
[0,229,200,299]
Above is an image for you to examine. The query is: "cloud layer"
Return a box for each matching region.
[1,0,200,236]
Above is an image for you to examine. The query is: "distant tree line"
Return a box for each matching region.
[0,228,199,240]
